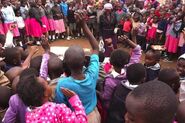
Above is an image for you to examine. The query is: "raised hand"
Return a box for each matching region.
[61,88,76,98]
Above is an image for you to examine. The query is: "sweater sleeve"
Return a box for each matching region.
[127,45,142,66]
[39,53,50,80]
[57,95,87,123]
[2,96,17,123]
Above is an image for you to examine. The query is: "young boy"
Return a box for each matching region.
[144,49,161,82]
[107,63,146,123]
[55,11,100,122]
[125,80,178,123]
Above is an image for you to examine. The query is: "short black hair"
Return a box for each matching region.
[99,51,105,63]
[158,68,180,94]
[17,74,45,107]
[4,47,21,66]
[110,49,130,68]
[19,68,39,79]
[64,46,85,71]
[30,55,42,73]
[0,86,12,109]
[146,50,161,61]
[126,63,146,84]
[48,56,63,80]
[130,80,178,123]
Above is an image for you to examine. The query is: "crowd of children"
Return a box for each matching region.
[0,0,185,123]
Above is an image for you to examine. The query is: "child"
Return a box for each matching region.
[177,53,185,102]
[67,2,76,40]
[0,86,12,121]
[165,12,183,61]
[5,66,23,83]
[15,9,25,46]
[45,4,56,41]
[55,11,101,123]
[37,0,50,36]
[146,15,159,47]
[122,14,132,39]
[125,80,178,123]
[51,0,66,39]
[107,63,146,123]
[158,68,180,96]
[28,2,43,44]
[1,0,20,37]
[17,73,87,122]
[144,49,161,82]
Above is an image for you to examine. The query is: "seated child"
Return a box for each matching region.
[144,49,161,82]
[177,53,185,102]
[158,68,180,96]
[125,80,178,123]
[107,63,146,123]
[20,74,87,122]
[0,86,12,121]
[176,101,185,123]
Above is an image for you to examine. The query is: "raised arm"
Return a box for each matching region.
[39,37,50,80]
[75,11,99,54]
[22,46,38,69]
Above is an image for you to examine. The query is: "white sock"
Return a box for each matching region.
[53,35,55,40]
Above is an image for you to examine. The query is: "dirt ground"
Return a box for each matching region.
[40,38,177,69]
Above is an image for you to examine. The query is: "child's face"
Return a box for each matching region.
[177,59,185,77]
[125,94,146,123]
[145,53,157,67]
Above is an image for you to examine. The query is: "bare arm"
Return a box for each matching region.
[75,12,99,54]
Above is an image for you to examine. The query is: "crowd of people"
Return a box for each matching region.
[0,0,185,123]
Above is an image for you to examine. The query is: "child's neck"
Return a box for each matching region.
[114,67,122,74]
[71,70,85,80]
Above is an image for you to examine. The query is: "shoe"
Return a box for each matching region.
[67,36,71,40]
[36,41,41,46]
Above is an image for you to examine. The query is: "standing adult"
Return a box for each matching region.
[99,3,117,57]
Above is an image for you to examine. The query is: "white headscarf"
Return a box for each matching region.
[104,3,113,10]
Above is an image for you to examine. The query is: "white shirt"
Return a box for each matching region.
[1,6,16,23]
[15,16,25,29]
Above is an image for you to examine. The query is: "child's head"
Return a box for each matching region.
[158,68,180,94]
[17,70,51,107]
[177,101,185,123]
[177,54,185,77]
[126,63,146,85]
[0,86,12,109]
[5,66,23,83]
[4,47,21,66]
[15,9,21,16]
[153,15,159,23]
[30,55,42,73]
[110,49,130,71]
[125,80,178,123]
[48,56,63,80]
[133,12,140,22]
[145,50,160,67]
[64,45,85,72]
[99,51,105,63]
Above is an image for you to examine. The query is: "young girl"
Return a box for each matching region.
[37,0,50,37]
[1,0,20,37]
[165,12,183,60]
[28,2,43,44]
[45,4,56,41]
[16,73,87,123]
[146,15,159,46]
[15,9,25,46]
[121,14,132,39]
[178,15,185,55]
[51,0,66,39]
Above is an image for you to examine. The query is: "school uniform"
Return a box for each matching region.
[145,63,161,82]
